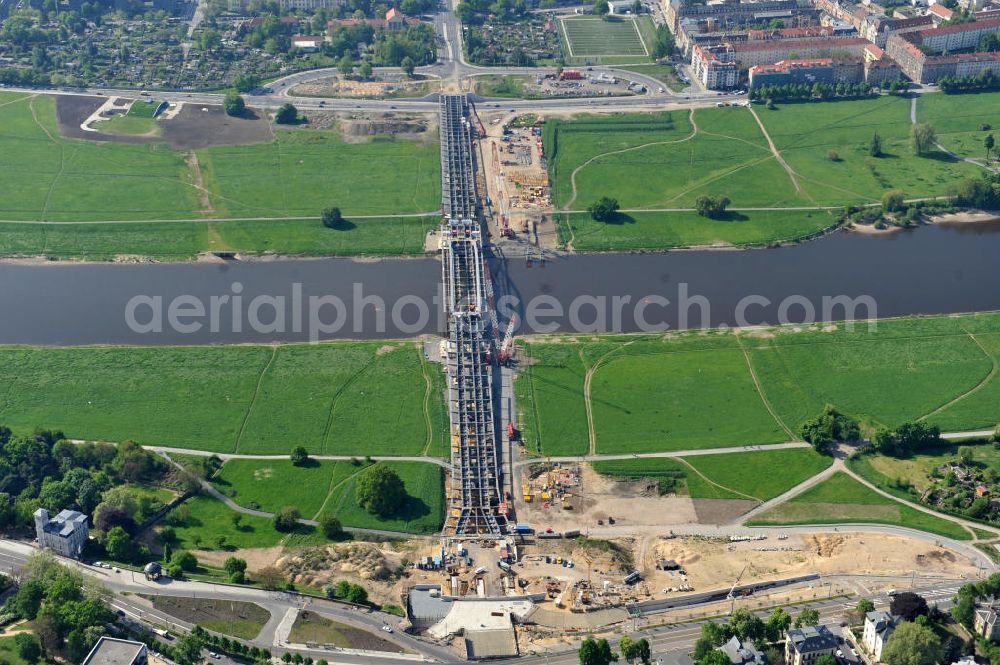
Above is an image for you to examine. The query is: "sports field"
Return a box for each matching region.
[0,341,449,456]
[514,312,1000,456]
[592,447,833,501]
[0,92,440,255]
[747,471,972,540]
[560,16,649,58]
[544,98,985,250]
[212,459,445,534]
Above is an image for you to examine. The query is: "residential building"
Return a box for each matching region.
[291,34,324,51]
[691,43,740,88]
[718,635,768,665]
[886,18,1000,81]
[81,637,148,665]
[228,0,344,11]
[975,603,1000,641]
[608,0,634,13]
[749,57,865,87]
[730,35,870,66]
[862,611,899,661]
[34,508,88,559]
[785,625,839,665]
[928,3,955,23]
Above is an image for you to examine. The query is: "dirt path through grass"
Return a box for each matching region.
[186,151,216,217]
[917,332,998,423]
[319,358,377,454]
[419,353,436,456]
[234,345,278,454]
[583,343,637,456]
[675,457,760,501]
[736,336,796,441]
[747,105,804,196]
[564,108,699,210]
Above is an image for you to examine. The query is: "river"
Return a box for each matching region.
[1,221,999,346]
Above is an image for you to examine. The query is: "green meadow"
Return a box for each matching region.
[747,471,971,540]
[514,313,1000,456]
[0,341,448,457]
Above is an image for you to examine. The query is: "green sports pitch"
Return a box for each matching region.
[560,16,649,57]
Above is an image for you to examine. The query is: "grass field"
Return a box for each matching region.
[544,97,986,251]
[0,341,448,456]
[99,114,160,136]
[617,63,687,92]
[169,495,299,551]
[514,312,1000,456]
[288,611,403,651]
[146,596,270,639]
[560,16,649,58]
[0,216,439,260]
[0,92,439,249]
[593,447,833,501]
[747,471,972,540]
[211,459,445,534]
[916,91,1000,162]
[129,100,164,118]
[555,209,836,250]
[0,636,32,665]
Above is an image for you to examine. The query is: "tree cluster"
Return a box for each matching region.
[693,607,802,660]
[324,580,370,604]
[871,421,942,458]
[694,195,730,219]
[749,81,874,104]
[939,69,1000,94]
[949,173,1000,209]
[799,406,860,454]
[3,552,115,663]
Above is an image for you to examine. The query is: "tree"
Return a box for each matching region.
[274,505,301,531]
[171,550,198,572]
[338,54,354,78]
[794,608,820,628]
[815,656,838,665]
[986,133,995,161]
[957,446,975,465]
[857,598,876,617]
[233,73,260,93]
[320,515,344,539]
[223,92,245,116]
[275,103,299,125]
[694,195,731,219]
[696,652,730,665]
[619,636,634,664]
[401,56,416,78]
[14,633,40,663]
[105,526,133,562]
[870,131,883,157]
[14,580,45,620]
[579,637,617,665]
[729,608,766,642]
[322,206,346,229]
[890,591,929,621]
[593,0,609,14]
[224,556,247,577]
[587,196,620,222]
[827,149,840,162]
[290,446,310,466]
[766,607,791,641]
[175,633,205,665]
[880,622,942,665]
[345,583,368,604]
[911,122,937,156]
[355,464,407,518]
[882,189,905,213]
[359,61,373,80]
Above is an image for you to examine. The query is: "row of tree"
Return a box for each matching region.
[750,81,874,104]
[939,69,1000,94]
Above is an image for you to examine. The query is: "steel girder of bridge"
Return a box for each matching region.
[439,95,507,538]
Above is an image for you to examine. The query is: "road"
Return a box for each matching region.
[0,539,980,664]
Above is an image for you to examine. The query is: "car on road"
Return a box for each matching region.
[208,652,221,659]
[382,625,393,633]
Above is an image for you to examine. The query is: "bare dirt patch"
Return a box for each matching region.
[691,498,758,525]
[289,610,403,652]
[54,95,273,149]
[290,74,438,99]
[339,112,435,144]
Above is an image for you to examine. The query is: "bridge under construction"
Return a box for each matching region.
[439,94,509,538]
